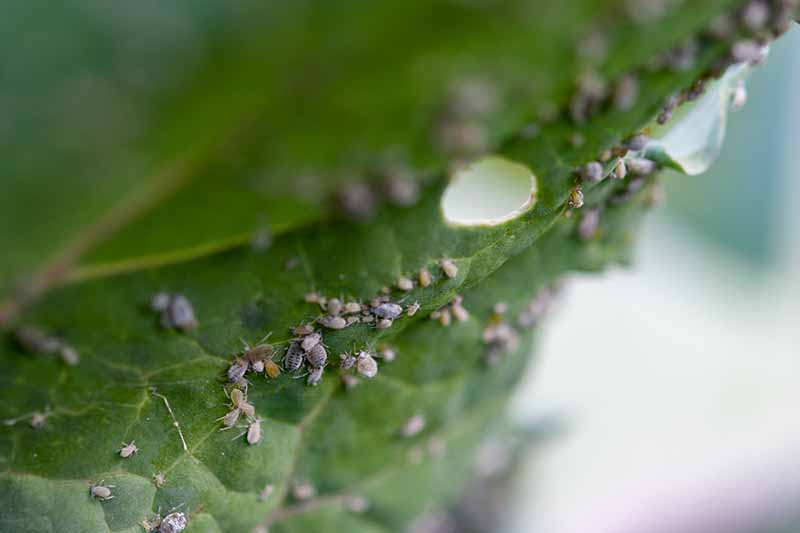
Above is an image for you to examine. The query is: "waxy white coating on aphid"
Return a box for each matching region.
[568,187,584,209]
[400,415,426,438]
[284,342,305,372]
[613,159,627,180]
[376,318,393,329]
[246,418,262,445]
[396,276,414,291]
[372,302,403,319]
[306,343,328,368]
[159,511,188,533]
[119,440,139,458]
[326,298,343,316]
[227,359,249,383]
[626,157,657,176]
[439,259,458,279]
[307,366,324,386]
[378,345,396,362]
[292,323,315,336]
[344,301,362,314]
[406,301,420,317]
[356,352,378,379]
[418,267,432,287]
[90,481,114,501]
[300,332,322,352]
[166,294,198,331]
[580,162,604,183]
[318,315,347,330]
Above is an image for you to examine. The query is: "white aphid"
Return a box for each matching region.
[326,298,343,316]
[159,511,188,533]
[383,168,420,207]
[90,481,114,501]
[406,301,420,317]
[30,411,49,429]
[119,440,139,458]
[244,418,262,445]
[400,415,426,438]
[378,345,396,362]
[318,315,347,330]
[439,259,458,279]
[451,302,469,322]
[292,480,317,501]
[300,332,322,352]
[376,318,393,329]
[151,292,171,312]
[580,161,604,183]
[165,294,198,331]
[613,159,627,179]
[337,182,378,221]
[305,292,323,304]
[292,323,315,336]
[343,302,362,314]
[418,267,432,287]
[626,157,657,176]
[59,345,80,366]
[397,276,414,291]
[372,302,403,319]
[356,352,378,379]
[340,353,357,371]
[307,366,324,386]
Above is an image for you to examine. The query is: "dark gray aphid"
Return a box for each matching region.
[283,342,305,372]
[372,302,403,319]
[306,343,328,368]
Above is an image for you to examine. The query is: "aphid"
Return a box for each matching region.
[326,298,343,316]
[378,345,396,362]
[227,358,249,382]
[264,359,281,379]
[493,302,508,315]
[159,511,188,533]
[625,134,650,152]
[418,267,432,287]
[439,259,458,279]
[626,157,657,176]
[340,353,357,371]
[345,494,369,513]
[346,316,360,326]
[599,149,612,162]
[341,374,361,389]
[234,417,262,445]
[361,314,375,323]
[741,0,769,32]
[430,308,452,327]
[406,301,420,317]
[613,159,627,179]
[396,276,414,291]
[343,302,362,314]
[580,161,604,183]
[400,415,426,438]
[300,332,322,352]
[283,342,305,372]
[15,326,64,354]
[568,186,584,210]
[59,345,80,366]
[151,292,171,312]
[30,410,49,429]
[372,302,403,319]
[451,301,469,323]
[305,291,322,304]
[230,388,255,418]
[612,74,639,112]
[258,484,275,502]
[337,182,378,221]
[731,40,767,65]
[90,481,114,501]
[577,208,601,241]
[318,315,347,330]
[376,318,393,329]
[306,343,328,368]
[356,351,378,379]
[119,440,139,458]
[218,408,241,429]
[382,168,420,207]
[307,366,324,386]
[166,294,198,331]
[292,323,315,336]
[292,480,317,501]
[243,341,274,363]
[153,472,166,488]
[251,360,265,373]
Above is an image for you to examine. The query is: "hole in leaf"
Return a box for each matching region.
[441,156,537,226]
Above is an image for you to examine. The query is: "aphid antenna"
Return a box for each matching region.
[150,387,188,452]
[292,371,310,380]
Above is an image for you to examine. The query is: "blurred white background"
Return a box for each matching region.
[509,26,800,533]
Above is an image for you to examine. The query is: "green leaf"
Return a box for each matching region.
[1,1,792,531]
